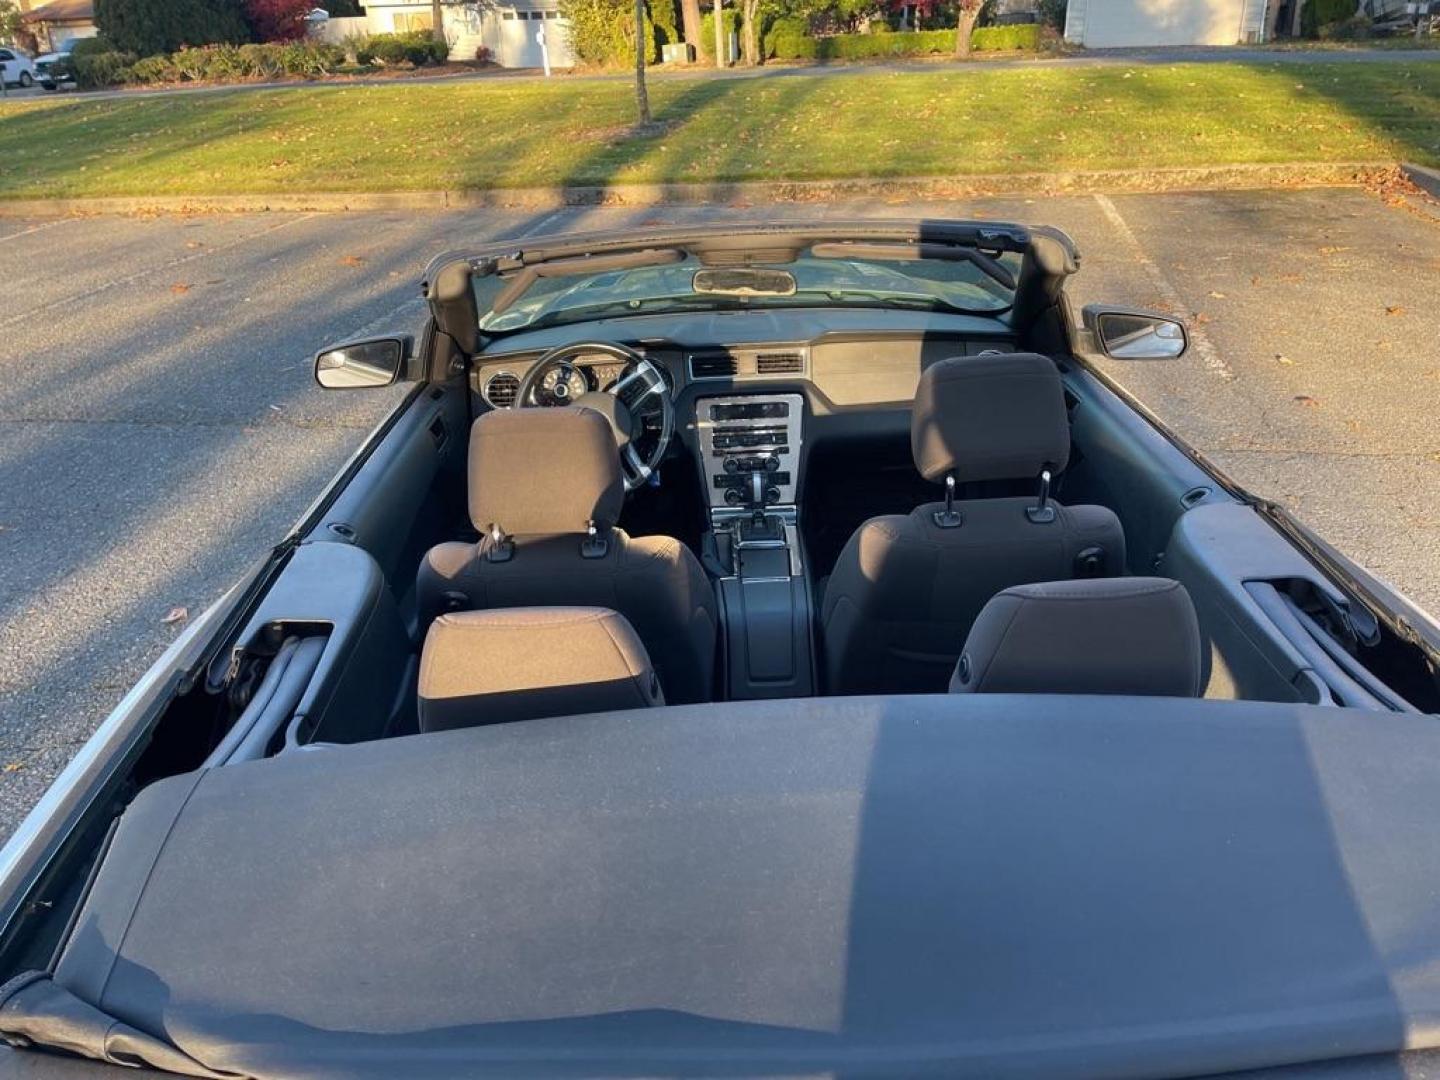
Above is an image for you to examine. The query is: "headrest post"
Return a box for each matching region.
[484,523,514,563]
[1026,468,1057,525]
[932,472,963,529]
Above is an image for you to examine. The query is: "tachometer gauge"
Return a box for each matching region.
[539,363,588,404]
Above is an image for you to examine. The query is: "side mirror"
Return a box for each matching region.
[1082,306,1188,360]
[313,337,409,389]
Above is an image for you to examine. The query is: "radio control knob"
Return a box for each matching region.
[764,456,780,472]
[723,457,739,473]
[724,488,743,505]
[764,485,781,504]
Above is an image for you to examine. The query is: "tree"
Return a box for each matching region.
[953,0,979,55]
[679,0,701,50]
[739,0,758,61]
[633,0,650,122]
[0,0,23,44]
[244,0,311,40]
[431,0,445,46]
[96,0,249,56]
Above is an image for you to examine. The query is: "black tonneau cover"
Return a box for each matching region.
[7,694,1440,1078]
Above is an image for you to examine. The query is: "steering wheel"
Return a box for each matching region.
[515,341,675,492]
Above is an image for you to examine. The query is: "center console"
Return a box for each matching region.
[695,394,815,699]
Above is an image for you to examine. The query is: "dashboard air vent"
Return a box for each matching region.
[483,371,520,408]
[690,353,739,379]
[755,351,803,375]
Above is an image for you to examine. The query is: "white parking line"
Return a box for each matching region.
[0,218,78,245]
[1092,194,1233,381]
[0,213,317,331]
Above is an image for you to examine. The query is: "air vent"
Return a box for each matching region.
[689,353,739,379]
[483,371,520,408]
[755,351,803,375]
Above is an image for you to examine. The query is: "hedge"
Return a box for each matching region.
[561,0,656,66]
[94,0,249,57]
[78,39,349,85]
[768,23,1039,60]
[761,14,806,57]
[1301,0,1356,36]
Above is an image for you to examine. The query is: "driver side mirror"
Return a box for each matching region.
[1081,306,1188,360]
[313,337,410,389]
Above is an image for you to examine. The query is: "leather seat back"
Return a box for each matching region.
[417,409,717,704]
[821,353,1126,695]
[419,607,663,730]
[950,578,1203,697]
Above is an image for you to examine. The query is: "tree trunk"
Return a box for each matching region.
[741,0,759,63]
[953,6,978,56]
[713,0,724,66]
[635,0,652,125]
[431,0,445,46]
[680,0,702,52]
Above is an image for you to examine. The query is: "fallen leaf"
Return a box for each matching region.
[1275,354,1294,365]
[1294,395,1322,408]
[1208,291,1227,299]
[170,283,191,294]
[1250,275,1262,286]
[162,606,189,625]
[2,763,22,773]
[1385,305,1405,316]
[339,255,366,267]
[1318,246,1350,256]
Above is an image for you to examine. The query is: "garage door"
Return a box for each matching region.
[495,9,572,68]
[1064,0,1254,47]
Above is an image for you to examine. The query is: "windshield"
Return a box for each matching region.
[475,249,1019,333]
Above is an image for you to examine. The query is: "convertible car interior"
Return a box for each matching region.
[4,221,1440,1078]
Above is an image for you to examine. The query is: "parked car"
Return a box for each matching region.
[33,37,80,90]
[1,220,1439,1078]
[0,46,37,88]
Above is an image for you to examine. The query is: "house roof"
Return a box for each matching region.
[21,0,94,23]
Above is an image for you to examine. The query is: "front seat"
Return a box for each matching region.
[821,353,1127,695]
[417,408,717,704]
[949,578,1203,697]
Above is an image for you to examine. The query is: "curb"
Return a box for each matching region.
[0,162,1402,217]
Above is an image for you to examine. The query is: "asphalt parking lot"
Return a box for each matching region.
[1,186,1437,839]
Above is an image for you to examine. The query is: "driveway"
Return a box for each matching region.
[1,186,1437,839]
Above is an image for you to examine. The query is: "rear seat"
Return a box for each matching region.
[418,607,663,731]
[949,577,1203,697]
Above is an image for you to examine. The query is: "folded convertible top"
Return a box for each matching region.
[8,694,1440,1078]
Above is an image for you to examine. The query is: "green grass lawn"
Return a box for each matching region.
[1,61,1438,198]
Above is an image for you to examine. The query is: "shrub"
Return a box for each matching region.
[129,52,179,79]
[73,48,138,86]
[697,5,738,58]
[1301,0,1356,36]
[1036,0,1065,29]
[561,0,656,66]
[95,0,250,56]
[355,29,448,64]
[70,35,121,58]
[650,0,679,47]
[762,13,806,56]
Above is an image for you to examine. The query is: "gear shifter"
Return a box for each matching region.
[739,468,783,543]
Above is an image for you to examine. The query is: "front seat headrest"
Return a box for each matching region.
[950,577,1203,697]
[419,607,663,730]
[911,353,1071,483]
[469,408,623,536]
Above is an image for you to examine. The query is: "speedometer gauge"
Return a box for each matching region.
[539,364,588,404]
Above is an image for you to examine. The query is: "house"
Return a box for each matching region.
[1063,0,1275,46]
[315,0,576,67]
[18,0,97,52]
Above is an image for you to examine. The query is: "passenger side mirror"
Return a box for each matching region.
[313,337,409,388]
[1081,306,1188,360]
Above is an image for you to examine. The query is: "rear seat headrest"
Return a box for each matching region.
[950,577,1203,698]
[468,409,623,537]
[419,607,662,731]
[911,353,1071,484]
